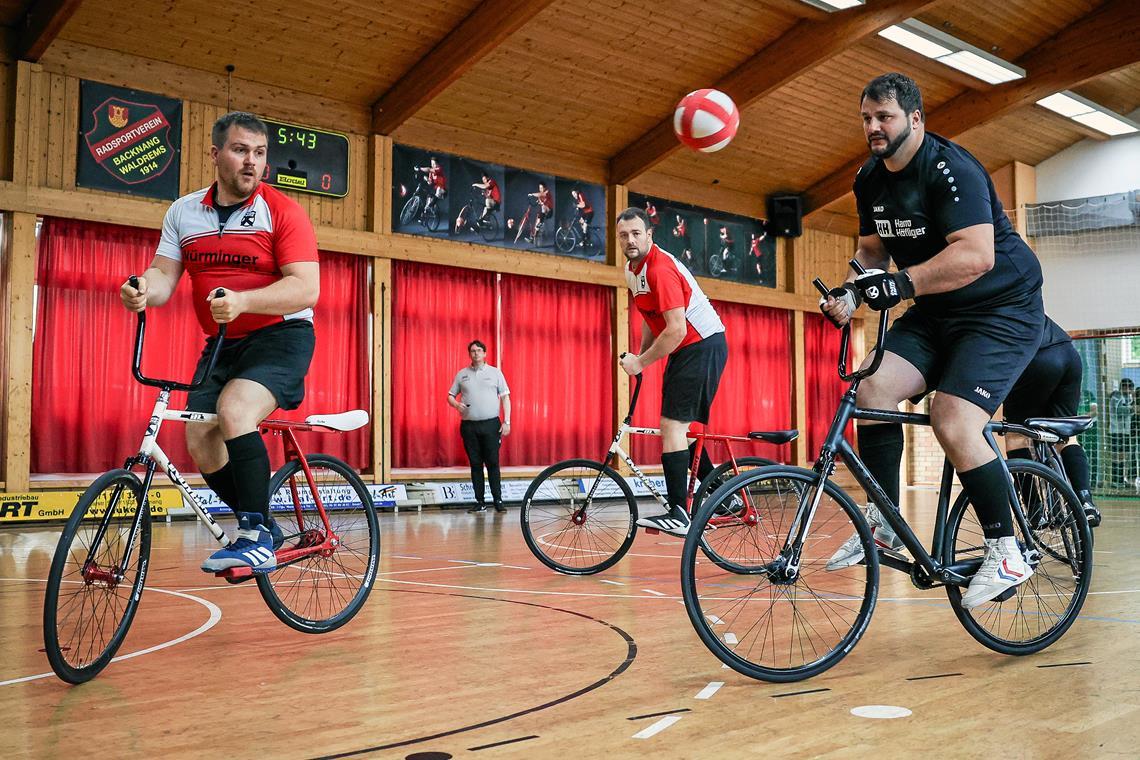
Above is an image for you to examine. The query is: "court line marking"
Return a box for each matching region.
[627,708,691,721]
[905,672,963,681]
[771,688,831,698]
[1037,661,1092,669]
[642,589,666,597]
[631,715,681,739]
[0,579,221,687]
[695,682,724,700]
[601,580,625,586]
[468,734,540,751]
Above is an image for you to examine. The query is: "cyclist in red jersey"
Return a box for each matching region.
[749,230,766,278]
[417,157,448,216]
[571,188,593,240]
[120,112,320,574]
[528,182,554,241]
[618,207,728,535]
[473,173,501,223]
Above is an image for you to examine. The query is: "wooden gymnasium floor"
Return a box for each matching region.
[2,490,1138,759]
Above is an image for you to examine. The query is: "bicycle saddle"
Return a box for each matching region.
[305,410,369,431]
[1022,416,1095,439]
[748,429,799,444]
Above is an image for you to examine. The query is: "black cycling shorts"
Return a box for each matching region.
[882,290,1044,416]
[1003,341,1082,423]
[661,332,728,424]
[187,320,315,413]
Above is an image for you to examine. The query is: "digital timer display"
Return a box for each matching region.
[262,118,349,198]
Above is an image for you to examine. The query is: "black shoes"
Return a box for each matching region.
[467,504,488,513]
[493,502,507,513]
[1077,490,1101,528]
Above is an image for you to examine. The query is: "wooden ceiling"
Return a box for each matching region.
[6,0,1140,232]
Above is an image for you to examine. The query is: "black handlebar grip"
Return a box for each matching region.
[128,275,140,290]
[849,259,868,276]
[812,278,830,298]
[214,287,225,298]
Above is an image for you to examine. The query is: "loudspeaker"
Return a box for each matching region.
[766,194,802,238]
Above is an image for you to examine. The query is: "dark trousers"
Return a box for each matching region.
[460,418,502,504]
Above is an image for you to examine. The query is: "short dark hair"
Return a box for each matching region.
[212,111,268,149]
[616,207,651,228]
[861,73,924,121]
[468,340,487,352]
[1123,377,1136,390]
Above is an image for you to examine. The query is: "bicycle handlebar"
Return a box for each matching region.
[813,259,889,384]
[619,352,644,423]
[128,275,227,391]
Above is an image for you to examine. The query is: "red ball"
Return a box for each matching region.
[673,89,739,153]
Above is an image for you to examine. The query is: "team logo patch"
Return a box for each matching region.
[875,219,893,237]
[83,96,176,185]
[240,209,257,227]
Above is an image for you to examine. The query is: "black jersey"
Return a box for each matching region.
[854,132,1042,313]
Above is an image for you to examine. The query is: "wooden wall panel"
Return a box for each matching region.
[791,227,855,296]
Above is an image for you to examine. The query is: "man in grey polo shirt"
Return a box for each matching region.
[448,340,512,513]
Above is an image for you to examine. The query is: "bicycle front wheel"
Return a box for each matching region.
[555,227,575,253]
[521,459,637,575]
[258,455,381,634]
[43,469,151,684]
[399,196,420,227]
[944,459,1092,655]
[682,466,878,682]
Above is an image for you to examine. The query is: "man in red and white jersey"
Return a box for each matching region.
[528,182,554,240]
[120,111,320,574]
[618,207,728,535]
[473,172,501,223]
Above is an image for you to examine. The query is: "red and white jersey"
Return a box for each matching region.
[426,166,446,190]
[155,182,320,339]
[484,179,501,203]
[625,243,724,350]
[537,189,553,212]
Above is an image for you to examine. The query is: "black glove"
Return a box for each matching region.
[853,269,914,311]
[818,283,861,328]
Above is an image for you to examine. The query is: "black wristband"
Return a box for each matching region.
[896,270,915,300]
[842,282,863,307]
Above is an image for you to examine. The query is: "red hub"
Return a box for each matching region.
[82,561,120,588]
[571,510,587,526]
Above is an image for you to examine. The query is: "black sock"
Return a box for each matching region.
[688,442,715,482]
[857,423,903,508]
[1060,445,1092,495]
[662,450,690,516]
[202,462,240,515]
[225,431,271,525]
[958,459,1013,539]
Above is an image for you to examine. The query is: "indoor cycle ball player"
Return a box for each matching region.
[820,73,1046,609]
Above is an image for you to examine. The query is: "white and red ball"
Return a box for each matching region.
[673,88,739,153]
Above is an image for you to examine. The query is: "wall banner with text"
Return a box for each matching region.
[77,80,183,200]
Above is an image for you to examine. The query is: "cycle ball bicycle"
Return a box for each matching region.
[520,367,796,575]
[42,287,381,684]
[455,192,500,242]
[680,263,1093,682]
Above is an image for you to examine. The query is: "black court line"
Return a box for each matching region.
[905,673,964,681]
[468,735,540,751]
[309,589,637,759]
[771,688,831,698]
[1037,661,1092,669]
[627,708,692,721]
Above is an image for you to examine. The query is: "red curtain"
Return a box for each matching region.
[392,261,495,467]
[628,300,792,463]
[32,218,371,474]
[805,313,853,455]
[499,275,612,464]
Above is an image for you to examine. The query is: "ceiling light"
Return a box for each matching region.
[878,19,1025,85]
[1036,90,1140,136]
[799,0,865,11]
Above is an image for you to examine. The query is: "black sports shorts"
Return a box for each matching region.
[882,290,1043,416]
[661,332,728,424]
[187,320,315,413]
[1003,341,1082,423]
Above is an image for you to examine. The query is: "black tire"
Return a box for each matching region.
[555,226,575,253]
[944,459,1092,655]
[43,469,151,684]
[708,254,725,277]
[257,455,381,634]
[423,201,441,231]
[399,196,420,227]
[681,466,878,682]
[692,457,777,568]
[479,214,499,243]
[521,459,637,575]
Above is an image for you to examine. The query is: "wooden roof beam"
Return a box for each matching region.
[803,0,1140,214]
[18,0,83,61]
[606,0,943,186]
[371,0,557,135]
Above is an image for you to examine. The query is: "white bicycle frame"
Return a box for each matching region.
[602,420,670,509]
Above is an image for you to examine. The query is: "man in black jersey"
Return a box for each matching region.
[821,73,1044,609]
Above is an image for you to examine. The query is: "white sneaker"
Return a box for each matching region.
[636,509,691,536]
[825,504,904,571]
[960,536,1033,610]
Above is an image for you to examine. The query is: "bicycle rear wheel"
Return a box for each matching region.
[479,214,500,243]
[692,457,777,568]
[43,469,151,684]
[423,202,442,232]
[944,459,1092,655]
[555,227,575,253]
[257,455,381,634]
[682,466,878,682]
[521,459,637,575]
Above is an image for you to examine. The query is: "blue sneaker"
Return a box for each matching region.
[201,512,278,574]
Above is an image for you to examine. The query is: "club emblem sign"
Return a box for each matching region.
[77,80,182,200]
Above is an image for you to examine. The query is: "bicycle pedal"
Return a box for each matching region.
[994,586,1019,603]
[643,527,661,535]
[217,567,256,584]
